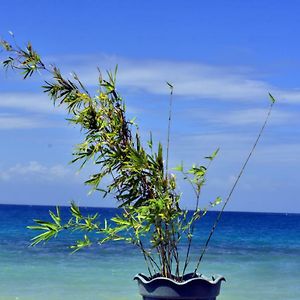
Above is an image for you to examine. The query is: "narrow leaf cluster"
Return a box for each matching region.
[1,37,232,280]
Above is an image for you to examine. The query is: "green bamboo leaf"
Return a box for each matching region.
[173,163,183,172]
[70,235,92,253]
[205,147,220,161]
[147,132,153,149]
[49,208,61,226]
[210,197,222,207]
[268,93,276,103]
[166,81,173,91]
[27,225,48,231]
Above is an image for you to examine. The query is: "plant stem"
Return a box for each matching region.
[166,83,173,176]
[140,243,153,276]
[193,100,275,275]
[182,160,213,277]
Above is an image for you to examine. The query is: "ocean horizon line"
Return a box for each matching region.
[0,202,299,216]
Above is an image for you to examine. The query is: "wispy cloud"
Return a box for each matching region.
[170,131,300,166]
[55,54,300,104]
[0,161,77,182]
[2,55,299,131]
[0,92,69,129]
[185,108,295,126]
[0,92,58,114]
[0,113,40,129]
[0,113,58,129]
[218,108,293,125]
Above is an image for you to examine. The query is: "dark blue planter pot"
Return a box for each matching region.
[134,273,225,300]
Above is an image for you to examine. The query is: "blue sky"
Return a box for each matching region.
[0,0,299,212]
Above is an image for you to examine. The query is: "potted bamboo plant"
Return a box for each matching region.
[0,36,275,300]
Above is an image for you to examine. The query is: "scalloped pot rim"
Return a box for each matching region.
[134,273,226,286]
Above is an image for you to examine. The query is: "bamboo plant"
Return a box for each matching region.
[0,36,275,280]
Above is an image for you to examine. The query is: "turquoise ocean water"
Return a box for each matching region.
[0,204,299,300]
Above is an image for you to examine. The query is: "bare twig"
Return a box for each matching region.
[193,97,275,274]
[166,82,173,176]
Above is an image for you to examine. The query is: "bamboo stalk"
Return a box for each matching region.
[193,98,275,275]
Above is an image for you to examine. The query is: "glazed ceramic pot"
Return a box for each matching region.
[134,273,225,300]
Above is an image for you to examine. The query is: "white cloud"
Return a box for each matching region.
[0,161,77,182]
[0,113,56,129]
[255,143,300,164]
[0,92,58,113]
[219,108,292,125]
[186,108,295,126]
[0,113,39,129]
[0,92,69,130]
[55,54,300,104]
[170,131,300,167]
[1,55,299,131]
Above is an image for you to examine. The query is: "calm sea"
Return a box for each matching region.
[0,204,299,300]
